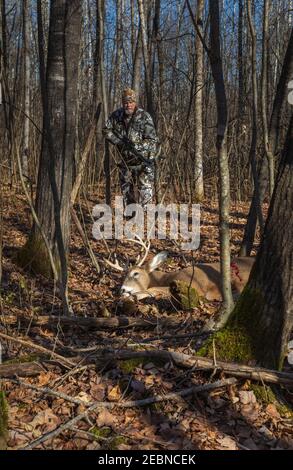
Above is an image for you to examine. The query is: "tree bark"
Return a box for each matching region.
[19,0,82,286]
[238,0,244,115]
[132,21,143,98]
[194,0,204,201]
[208,0,234,319]
[239,0,264,257]
[137,0,154,117]
[113,0,123,109]
[261,0,274,197]
[37,0,46,109]
[240,26,293,256]
[228,113,293,369]
[22,0,30,179]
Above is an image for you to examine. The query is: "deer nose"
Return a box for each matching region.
[120,286,131,297]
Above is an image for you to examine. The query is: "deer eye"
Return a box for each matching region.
[132,271,140,278]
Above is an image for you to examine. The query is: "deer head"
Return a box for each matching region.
[102,236,169,299]
[120,251,168,299]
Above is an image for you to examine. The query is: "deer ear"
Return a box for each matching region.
[147,251,168,272]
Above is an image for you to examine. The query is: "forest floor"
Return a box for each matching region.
[1,184,293,451]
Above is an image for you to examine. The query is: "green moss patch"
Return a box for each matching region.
[170,280,200,309]
[17,234,59,278]
[91,426,112,439]
[251,384,293,418]
[196,326,254,363]
[4,354,40,364]
[91,428,129,449]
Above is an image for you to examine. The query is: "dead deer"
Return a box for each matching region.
[103,238,255,301]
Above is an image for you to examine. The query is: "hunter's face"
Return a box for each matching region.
[123,100,136,116]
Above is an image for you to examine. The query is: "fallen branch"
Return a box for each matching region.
[5,378,93,407]
[0,332,75,368]
[107,350,293,386]
[0,314,182,330]
[0,362,45,378]
[20,377,237,450]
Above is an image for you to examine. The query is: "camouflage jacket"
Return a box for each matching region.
[103,107,159,166]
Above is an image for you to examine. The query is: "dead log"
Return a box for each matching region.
[108,350,293,386]
[0,314,182,330]
[0,362,45,378]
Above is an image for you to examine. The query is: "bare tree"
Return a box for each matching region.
[194,0,204,201]
[208,0,234,320]
[238,0,244,115]
[225,113,293,369]
[137,0,153,116]
[246,0,264,231]
[19,0,82,313]
[113,0,123,108]
[261,0,274,197]
[240,26,293,256]
[132,20,143,97]
[21,0,30,179]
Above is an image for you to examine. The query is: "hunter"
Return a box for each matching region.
[103,88,159,208]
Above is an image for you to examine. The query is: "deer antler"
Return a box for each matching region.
[127,234,151,267]
[101,235,151,271]
[102,256,125,272]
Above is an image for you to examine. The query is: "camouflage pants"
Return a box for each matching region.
[119,164,154,208]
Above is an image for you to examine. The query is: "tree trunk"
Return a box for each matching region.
[93,0,107,118]
[93,0,107,191]
[22,0,30,179]
[37,0,46,109]
[239,0,264,257]
[209,0,234,318]
[238,0,244,115]
[261,0,274,197]
[19,0,82,281]
[269,26,293,156]
[240,26,293,256]
[137,0,154,117]
[132,21,143,98]
[113,0,122,109]
[227,114,293,370]
[0,0,8,110]
[194,0,204,201]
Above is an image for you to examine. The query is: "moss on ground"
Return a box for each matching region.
[197,285,273,365]
[196,325,254,363]
[17,233,60,278]
[170,280,200,309]
[251,384,293,418]
[91,427,112,439]
[91,427,129,449]
[4,354,40,364]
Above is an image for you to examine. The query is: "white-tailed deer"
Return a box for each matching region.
[103,238,255,301]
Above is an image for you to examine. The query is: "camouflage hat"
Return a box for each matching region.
[122,88,137,103]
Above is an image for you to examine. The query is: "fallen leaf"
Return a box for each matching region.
[265,404,281,419]
[217,435,238,450]
[75,391,91,403]
[96,409,115,428]
[238,390,256,405]
[30,409,60,433]
[108,385,121,401]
